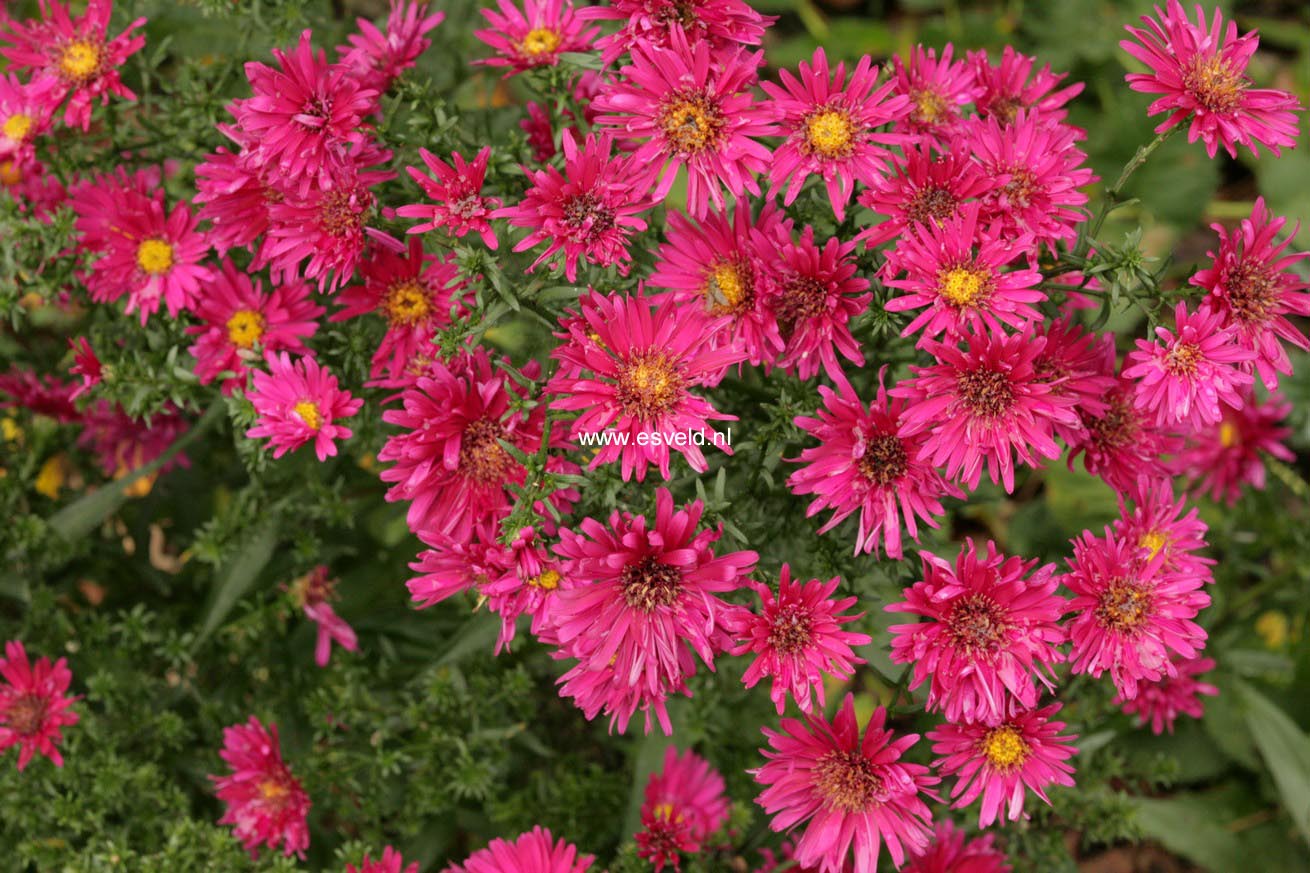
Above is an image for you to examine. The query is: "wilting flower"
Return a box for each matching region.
[753,694,938,873]
[855,141,994,249]
[1123,301,1255,429]
[495,131,653,281]
[762,226,871,381]
[397,146,500,248]
[725,566,870,715]
[592,30,772,218]
[338,0,444,94]
[187,259,323,391]
[234,30,377,189]
[636,747,730,870]
[210,716,310,859]
[968,45,1083,125]
[474,0,596,74]
[331,237,466,385]
[548,290,742,481]
[1063,527,1209,700]
[648,201,787,370]
[348,845,419,873]
[903,821,1012,873]
[892,326,1080,493]
[580,0,774,67]
[0,640,79,771]
[890,44,980,138]
[1116,655,1219,734]
[68,336,101,400]
[445,826,594,873]
[246,351,363,462]
[1177,387,1294,505]
[1121,0,1302,158]
[0,0,146,130]
[1192,198,1310,391]
[788,369,960,558]
[0,73,57,161]
[928,703,1078,827]
[761,47,909,220]
[884,202,1044,343]
[551,489,757,734]
[887,539,1066,724]
[288,565,358,668]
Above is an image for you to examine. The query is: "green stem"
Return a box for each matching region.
[1079,127,1178,255]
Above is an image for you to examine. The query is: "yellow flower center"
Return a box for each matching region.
[1096,580,1153,633]
[1165,341,1202,377]
[1139,530,1168,560]
[913,88,949,124]
[1182,54,1246,114]
[805,109,855,159]
[521,27,561,57]
[1219,421,1239,448]
[226,309,266,349]
[0,160,21,187]
[528,569,561,590]
[704,259,749,314]
[938,266,990,307]
[617,351,683,421]
[383,281,432,327]
[3,113,33,143]
[59,41,101,81]
[293,400,322,431]
[35,454,68,499]
[135,239,175,276]
[813,749,882,813]
[659,92,725,154]
[652,802,681,822]
[981,725,1030,771]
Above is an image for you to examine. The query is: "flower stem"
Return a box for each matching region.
[1079,126,1178,255]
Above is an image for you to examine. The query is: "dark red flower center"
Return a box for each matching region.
[1083,390,1139,450]
[905,185,959,227]
[857,433,909,487]
[319,187,370,237]
[767,603,814,654]
[6,693,49,737]
[561,192,617,243]
[946,592,1010,653]
[459,417,516,485]
[620,558,682,612]
[957,367,1015,418]
[814,749,882,813]
[1222,260,1277,326]
[772,275,829,340]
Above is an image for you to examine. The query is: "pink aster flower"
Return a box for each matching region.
[0,73,57,161]
[648,201,787,371]
[892,326,1081,493]
[928,703,1078,828]
[379,350,568,540]
[580,0,774,67]
[1121,0,1302,159]
[884,202,1045,343]
[891,44,980,139]
[210,716,310,859]
[1031,317,1117,445]
[903,821,1012,873]
[788,369,961,558]
[1123,301,1255,430]
[245,351,363,462]
[1116,655,1218,734]
[636,747,730,871]
[78,401,190,487]
[1067,375,1181,494]
[547,290,742,481]
[967,111,1095,251]
[74,175,213,323]
[289,565,358,668]
[0,367,79,421]
[1177,386,1293,505]
[68,336,101,400]
[753,694,939,873]
[194,143,277,256]
[761,226,871,381]
[0,640,79,771]
[444,826,594,873]
[761,48,910,220]
[338,0,444,94]
[1113,476,1213,581]
[331,237,466,385]
[1192,198,1310,390]
[551,488,758,734]
[0,0,145,131]
[495,131,653,281]
[1063,527,1210,700]
[474,0,597,74]
[234,30,377,190]
[887,539,1066,725]
[187,259,324,391]
[968,45,1083,125]
[397,146,500,249]
[855,141,994,249]
[591,30,773,218]
[724,565,871,715]
[348,846,419,873]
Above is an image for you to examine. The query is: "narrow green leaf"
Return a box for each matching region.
[194,520,280,647]
[622,711,679,841]
[1238,680,1310,843]
[1134,793,1247,871]
[435,612,501,666]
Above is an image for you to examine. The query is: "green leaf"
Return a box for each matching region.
[435,612,502,666]
[1238,680,1310,843]
[1134,792,1248,871]
[622,700,683,840]
[194,520,280,647]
